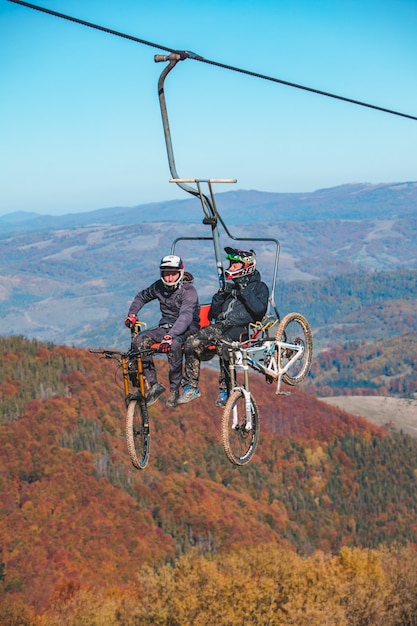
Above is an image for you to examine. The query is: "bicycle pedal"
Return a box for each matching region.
[276,391,291,396]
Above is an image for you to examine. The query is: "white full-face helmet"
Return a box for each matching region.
[160,254,185,288]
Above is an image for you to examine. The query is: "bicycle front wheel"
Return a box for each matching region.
[275,312,313,386]
[126,398,150,469]
[222,390,259,466]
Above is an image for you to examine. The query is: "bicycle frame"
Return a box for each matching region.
[248,340,304,394]
[227,335,305,398]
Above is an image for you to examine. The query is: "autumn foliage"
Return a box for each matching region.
[1,335,417,624]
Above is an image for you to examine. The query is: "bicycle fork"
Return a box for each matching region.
[228,347,253,430]
[121,354,147,404]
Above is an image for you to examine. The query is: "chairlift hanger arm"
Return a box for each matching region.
[155,53,216,221]
[156,53,229,289]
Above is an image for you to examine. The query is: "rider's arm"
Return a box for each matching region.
[238,281,269,321]
[169,284,199,337]
[210,285,231,319]
[128,281,158,316]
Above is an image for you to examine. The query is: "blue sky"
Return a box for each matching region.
[1,0,417,216]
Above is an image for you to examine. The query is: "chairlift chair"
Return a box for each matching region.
[155,53,281,327]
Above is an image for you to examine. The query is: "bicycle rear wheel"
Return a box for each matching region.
[222,389,259,466]
[275,312,313,386]
[126,398,150,469]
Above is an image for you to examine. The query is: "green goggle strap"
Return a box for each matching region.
[226,253,243,263]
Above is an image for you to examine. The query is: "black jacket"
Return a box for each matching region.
[128,276,200,338]
[210,270,269,328]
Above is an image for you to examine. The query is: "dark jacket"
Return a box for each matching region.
[128,275,200,338]
[210,269,269,328]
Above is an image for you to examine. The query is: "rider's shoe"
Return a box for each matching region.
[147,382,166,406]
[177,385,201,404]
[215,389,229,407]
[166,389,179,408]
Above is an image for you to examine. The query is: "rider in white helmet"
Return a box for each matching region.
[125,254,200,407]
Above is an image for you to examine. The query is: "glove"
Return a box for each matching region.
[125,313,137,328]
[160,335,173,353]
[217,283,232,297]
[231,285,244,297]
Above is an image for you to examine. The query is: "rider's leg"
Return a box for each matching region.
[167,336,184,390]
[133,328,164,386]
[220,326,247,392]
[181,323,224,389]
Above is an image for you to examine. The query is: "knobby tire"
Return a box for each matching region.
[222,389,259,466]
[275,312,313,386]
[126,398,150,469]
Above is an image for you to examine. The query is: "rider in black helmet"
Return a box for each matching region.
[178,247,269,406]
[125,254,200,408]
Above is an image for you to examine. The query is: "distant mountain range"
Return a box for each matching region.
[0,182,416,349]
[1,181,417,233]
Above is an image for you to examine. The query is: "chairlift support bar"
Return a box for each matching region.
[155,53,280,316]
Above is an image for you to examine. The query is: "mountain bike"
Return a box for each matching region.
[221,312,313,466]
[90,324,159,469]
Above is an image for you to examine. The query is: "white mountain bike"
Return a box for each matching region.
[220,312,313,466]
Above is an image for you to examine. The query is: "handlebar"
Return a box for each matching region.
[89,347,160,360]
[219,338,245,350]
[89,349,125,359]
[219,334,269,350]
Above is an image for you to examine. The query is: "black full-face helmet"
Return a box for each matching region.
[224,247,256,280]
[160,254,184,288]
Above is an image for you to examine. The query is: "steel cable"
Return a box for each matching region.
[7,0,417,122]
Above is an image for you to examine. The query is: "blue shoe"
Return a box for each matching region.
[177,385,201,404]
[215,389,229,407]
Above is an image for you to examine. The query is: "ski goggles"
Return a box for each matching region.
[225,247,254,263]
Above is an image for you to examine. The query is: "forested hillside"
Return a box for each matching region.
[278,269,417,350]
[2,337,417,623]
[304,332,417,397]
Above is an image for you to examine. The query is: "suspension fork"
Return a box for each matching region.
[121,353,147,399]
[228,347,253,429]
[121,356,130,397]
[228,346,237,390]
[241,348,253,428]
